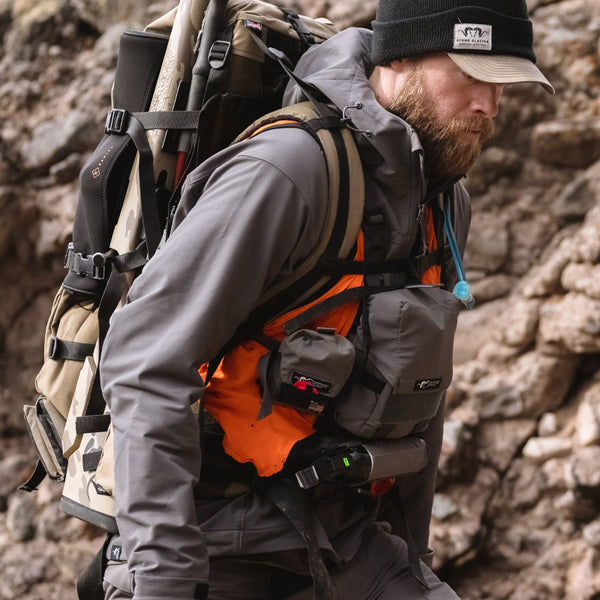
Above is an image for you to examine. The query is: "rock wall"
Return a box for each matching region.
[1,0,600,598]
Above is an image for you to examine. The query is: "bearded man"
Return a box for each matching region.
[100,1,553,599]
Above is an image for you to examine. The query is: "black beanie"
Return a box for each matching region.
[371,0,536,65]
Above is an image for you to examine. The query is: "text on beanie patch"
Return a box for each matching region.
[453,23,492,51]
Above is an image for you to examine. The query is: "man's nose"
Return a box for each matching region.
[471,82,503,118]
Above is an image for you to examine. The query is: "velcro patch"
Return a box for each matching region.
[453,23,492,51]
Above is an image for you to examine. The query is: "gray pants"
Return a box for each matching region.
[103,525,460,600]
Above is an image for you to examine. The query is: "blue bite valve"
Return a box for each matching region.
[442,195,476,311]
[453,280,475,310]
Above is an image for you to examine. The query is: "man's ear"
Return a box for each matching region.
[389,59,404,72]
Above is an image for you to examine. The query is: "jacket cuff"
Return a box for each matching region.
[133,574,208,599]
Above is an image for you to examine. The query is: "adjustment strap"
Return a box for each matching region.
[389,485,431,590]
[48,336,95,362]
[105,109,201,134]
[282,282,408,335]
[103,109,202,257]
[257,478,339,600]
[112,245,149,274]
[18,460,47,492]
[280,8,315,47]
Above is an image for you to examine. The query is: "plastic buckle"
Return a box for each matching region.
[64,242,75,270]
[105,108,129,134]
[208,40,231,69]
[295,465,319,489]
[90,252,108,280]
[64,243,111,280]
[281,8,314,46]
[47,336,59,360]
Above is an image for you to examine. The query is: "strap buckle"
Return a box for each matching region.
[47,336,59,360]
[105,108,129,134]
[64,243,114,280]
[208,40,231,69]
[281,9,315,47]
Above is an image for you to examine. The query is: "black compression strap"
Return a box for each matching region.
[47,337,95,362]
[19,460,48,492]
[389,485,430,590]
[125,116,162,258]
[257,478,339,600]
[76,534,110,600]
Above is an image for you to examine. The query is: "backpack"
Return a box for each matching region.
[20,0,365,534]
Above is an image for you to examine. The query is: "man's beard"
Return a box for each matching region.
[387,67,495,183]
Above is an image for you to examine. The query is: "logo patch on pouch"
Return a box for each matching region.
[453,23,492,51]
[292,373,332,394]
[110,544,122,561]
[413,378,442,391]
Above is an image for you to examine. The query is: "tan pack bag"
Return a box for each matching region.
[21,0,363,533]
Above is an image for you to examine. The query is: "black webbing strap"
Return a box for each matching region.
[122,117,163,258]
[128,110,201,132]
[76,534,111,600]
[257,478,339,600]
[47,336,95,362]
[104,109,201,258]
[247,29,330,109]
[281,284,391,335]
[96,244,147,349]
[280,8,315,47]
[389,485,430,590]
[18,460,47,492]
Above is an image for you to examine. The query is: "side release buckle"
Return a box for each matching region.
[105,109,129,134]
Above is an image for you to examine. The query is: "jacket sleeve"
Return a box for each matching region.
[100,128,328,599]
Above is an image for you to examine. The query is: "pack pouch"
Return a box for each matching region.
[257,328,355,419]
[329,286,461,439]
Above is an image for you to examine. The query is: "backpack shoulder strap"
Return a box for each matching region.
[238,101,365,326]
[204,101,364,382]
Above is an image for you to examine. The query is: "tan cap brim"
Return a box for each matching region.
[448,53,555,95]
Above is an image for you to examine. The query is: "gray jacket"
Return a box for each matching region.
[100,27,470,599]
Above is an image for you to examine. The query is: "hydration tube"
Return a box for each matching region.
[442,196,475,310]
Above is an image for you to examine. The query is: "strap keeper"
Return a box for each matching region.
[105,108,129,134]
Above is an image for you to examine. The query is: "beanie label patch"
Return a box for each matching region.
[453,24,492,51]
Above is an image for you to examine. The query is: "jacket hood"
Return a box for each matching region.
[283,28,425,189]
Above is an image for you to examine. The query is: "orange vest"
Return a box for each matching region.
[203,237,364,477]
[201,209,441,477]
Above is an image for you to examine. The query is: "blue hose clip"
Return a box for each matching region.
[442,197,475,310]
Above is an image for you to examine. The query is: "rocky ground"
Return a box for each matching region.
[2,0,600,598]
